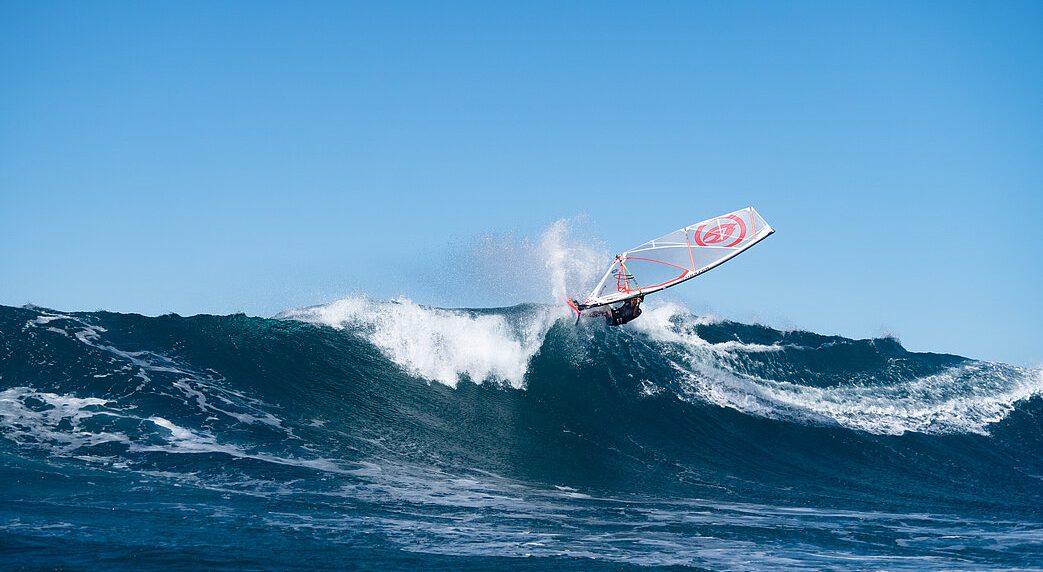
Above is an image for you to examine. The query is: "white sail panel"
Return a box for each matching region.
[581,207,773,308]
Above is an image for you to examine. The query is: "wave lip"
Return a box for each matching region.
[635,305,1043,435]
[674,362,1043,436]
[278,296,563,388]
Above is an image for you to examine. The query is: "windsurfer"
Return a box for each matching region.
[585,296,643,326]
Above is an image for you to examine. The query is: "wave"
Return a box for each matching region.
[630,303,1043,436]
[3,300,1043,569]
[275,296,1042,437]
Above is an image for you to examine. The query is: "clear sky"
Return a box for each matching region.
[2,1,1041,366]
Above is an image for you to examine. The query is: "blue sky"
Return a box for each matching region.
[2,1,1041,365]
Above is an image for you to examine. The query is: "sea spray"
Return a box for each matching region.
[278,297,559,388]
[432,218,606,307]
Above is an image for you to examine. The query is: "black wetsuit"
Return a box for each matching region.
[608,301,642,326]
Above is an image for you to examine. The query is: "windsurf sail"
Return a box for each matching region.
[574,207,774,310]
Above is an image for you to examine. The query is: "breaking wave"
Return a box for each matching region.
[275,296,1042,436]
[2,301,1042,570]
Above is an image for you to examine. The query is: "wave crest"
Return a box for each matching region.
[278,297,565,388]
[635,304,1043,435]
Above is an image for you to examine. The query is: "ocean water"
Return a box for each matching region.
[1,298,1041,570]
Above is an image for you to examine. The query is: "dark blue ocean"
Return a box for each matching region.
[2,298,1041,570]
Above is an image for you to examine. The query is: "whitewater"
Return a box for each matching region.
[2,225,1042,570]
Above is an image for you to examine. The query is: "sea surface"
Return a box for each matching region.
[2,298,1041,570]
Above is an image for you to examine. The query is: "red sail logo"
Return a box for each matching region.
[694,215,747,247]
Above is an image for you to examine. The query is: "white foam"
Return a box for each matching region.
[281,297,563,388]
[0,388,128,453]
[676,361,1043,435]
[148,416,203,442]
[25,310,284,429]
[132,416,344,472]
[636,305,1043,435]
[0,386,343,473]
[30,313,74,326]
